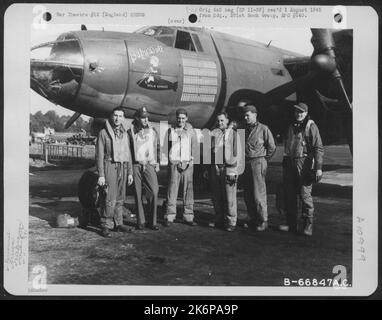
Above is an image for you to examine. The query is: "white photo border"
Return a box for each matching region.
[3,3,379,296]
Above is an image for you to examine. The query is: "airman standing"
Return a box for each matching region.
[128,107,160,231]
[164,108,197,226]
[242,105,276,231]
[96,107,134,237]
[280,102,324,236]
[209,112,239,231]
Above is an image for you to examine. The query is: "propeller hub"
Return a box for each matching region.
[311,54,337,74]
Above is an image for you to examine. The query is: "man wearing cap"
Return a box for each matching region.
[209,112,240,232]
[164,108,197,226]
[128,107,160,231]
[281,102,324,236]
[242,104,276,231]
[96,107,134,238]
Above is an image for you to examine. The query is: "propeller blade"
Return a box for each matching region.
[314,89,339,105]
[65,112,82,129]
[311,29,352,112]
[264,29,352,112]
[333,77,352,111]
[311,29,335,53]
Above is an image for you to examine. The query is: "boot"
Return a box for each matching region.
[208,220,224,229]
[279,222,298,233]
[225,225,236,232]
[256,221,268,232]
[303,218,313,236]
[100,227,112,238]
[163,219,172,227]
[278,224,289,232]
[136,223,145,230]
[115,224,134,233]
[184,220,197,227]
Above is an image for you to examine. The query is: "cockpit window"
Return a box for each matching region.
[175,30,196,51]
[30,44,52,61]
[30,38,83,104]
[136,27,200,52]
[136,26,175,37]
[31,39,83,66]
[156,36,175,47]
[136,26,176,47]
[143,28,156,36]
[191,33,203,52]
[57,33,77,41]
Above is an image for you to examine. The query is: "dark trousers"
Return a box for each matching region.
[165,164,194,222]
[132,163,159,226]
[100,161,127,229]
[210,166,237,227]
[283,157,314,229]
[243,157,268,225]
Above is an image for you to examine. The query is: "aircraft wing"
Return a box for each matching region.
[283,56,311,80]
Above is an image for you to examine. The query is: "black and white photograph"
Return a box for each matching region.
[3,4,379,297]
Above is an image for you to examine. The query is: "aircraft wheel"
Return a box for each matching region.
[78,170,101,226]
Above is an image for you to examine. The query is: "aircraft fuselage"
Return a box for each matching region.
[31,27,301,129]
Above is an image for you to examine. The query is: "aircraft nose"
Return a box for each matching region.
[30,37,84,104]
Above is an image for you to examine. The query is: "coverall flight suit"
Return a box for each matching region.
[97,120,133,230]
[283,119,324,231]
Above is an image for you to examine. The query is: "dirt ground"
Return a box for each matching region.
[29,145,352,287]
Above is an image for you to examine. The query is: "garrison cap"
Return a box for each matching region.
[242,105,258,114]
[294,102,308,112]
[134,106,149,118]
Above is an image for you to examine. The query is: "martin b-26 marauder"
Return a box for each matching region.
[30,26,352,147]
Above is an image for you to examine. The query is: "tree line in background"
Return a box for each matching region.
[30,110,93,133]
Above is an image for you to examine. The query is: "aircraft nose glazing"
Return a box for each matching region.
[30,38,84,104]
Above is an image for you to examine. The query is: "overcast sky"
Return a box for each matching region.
[30,25,313,117]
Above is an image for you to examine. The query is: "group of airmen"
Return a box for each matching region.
[95,102,323,238]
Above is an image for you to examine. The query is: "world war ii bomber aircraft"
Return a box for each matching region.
[30,26,352,146]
